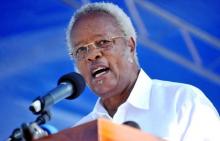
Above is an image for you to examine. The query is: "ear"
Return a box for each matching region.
[127,36,136,54]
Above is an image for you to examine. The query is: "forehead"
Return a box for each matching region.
[70,12,123,46]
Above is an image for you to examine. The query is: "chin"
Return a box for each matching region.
[90,78,118,98]
[94,87,109,95]
[93,86,114,98]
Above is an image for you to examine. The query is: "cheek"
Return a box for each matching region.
[110,53,128,70]
[76,63,91,83]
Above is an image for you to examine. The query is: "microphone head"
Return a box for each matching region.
[58,72,85,99]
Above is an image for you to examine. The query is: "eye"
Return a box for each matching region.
[75,46,88,56]
[96,39,111,48]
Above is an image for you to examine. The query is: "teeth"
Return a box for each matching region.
[92,67,105,74]
[95,71,106,78]
[98,80,103,85]
[91,66,109,78]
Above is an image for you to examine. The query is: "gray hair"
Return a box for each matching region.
[66,2,139,66]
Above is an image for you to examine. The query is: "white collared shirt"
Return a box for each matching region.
[74,69,220,141]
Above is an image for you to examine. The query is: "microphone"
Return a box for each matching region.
[123,121,141,129]
[29,72,85,114]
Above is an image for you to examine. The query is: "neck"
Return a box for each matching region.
[102,68,140,117]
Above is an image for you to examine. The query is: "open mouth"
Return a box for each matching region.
[92,67,110,78]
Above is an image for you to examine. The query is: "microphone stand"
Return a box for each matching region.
[7,72,84,141]
[7,111,51,141]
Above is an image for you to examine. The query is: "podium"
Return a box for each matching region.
[36,118,165,141]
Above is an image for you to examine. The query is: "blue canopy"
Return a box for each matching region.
[0,0,219,139]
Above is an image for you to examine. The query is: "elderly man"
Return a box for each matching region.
[66,2,219,141]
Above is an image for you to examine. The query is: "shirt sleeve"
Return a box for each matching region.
[177,85,220,141]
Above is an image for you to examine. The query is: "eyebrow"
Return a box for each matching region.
[73,34,107,47]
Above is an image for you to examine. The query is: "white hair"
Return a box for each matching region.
[66,2,139,66]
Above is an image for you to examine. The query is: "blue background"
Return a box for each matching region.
[0,0,220,140]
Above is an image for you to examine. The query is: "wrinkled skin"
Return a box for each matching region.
[70,12,139,116]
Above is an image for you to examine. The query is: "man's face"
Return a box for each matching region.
[70,12,135,100]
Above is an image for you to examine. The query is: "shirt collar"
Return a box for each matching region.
[92,69,152,115]
[127,69,152,110]
[92,98,111,119]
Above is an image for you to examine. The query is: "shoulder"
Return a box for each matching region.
[151,79,203,98]
[152,79,218,115]
[151,79,215,110]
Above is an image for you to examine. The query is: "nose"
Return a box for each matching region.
[86,47,102,61]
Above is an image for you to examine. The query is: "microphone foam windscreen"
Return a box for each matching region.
[58,72,85,99]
